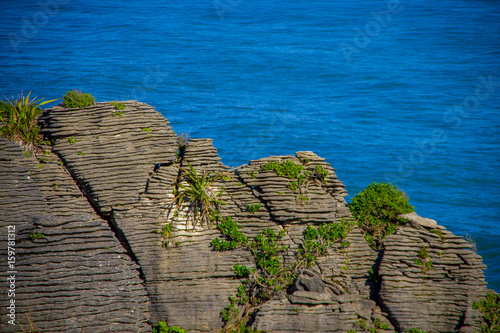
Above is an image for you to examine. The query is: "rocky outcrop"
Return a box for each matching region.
[379,225,487,332]
[0,101,491,332]
[0,138,150,332]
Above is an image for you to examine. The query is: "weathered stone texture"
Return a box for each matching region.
[379,226,488,332]
[0,101,493,332]
[40,101,178,215]
[0,138,150,332]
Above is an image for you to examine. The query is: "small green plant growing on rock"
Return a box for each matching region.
[247,203,261,214]
[0,92,57,154]
[406,329,427,333]
[62,90,95,108]
[211,216,248,251]
[299,219,355,267]
[77,151,85,156]
[29,232,45,241]
[174,163,225,228]
[473,291,500,333]
[429,228,444,240]
[313,164,329,182]
[141,127,152,132]
[110,101,125,110]
[154,222,173,248]
[348,182,414,249]
[152,321,187,333]
[414,245,433,273]
[261,160,303,179]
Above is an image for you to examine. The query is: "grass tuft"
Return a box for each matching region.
[0,91,57,154]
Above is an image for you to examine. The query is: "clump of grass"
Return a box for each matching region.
[0,92,57,154]
[62,90,95,108]
[174,163,226,228]
[348,182,414,249]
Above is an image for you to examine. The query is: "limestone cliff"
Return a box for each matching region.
[0,101,491,332]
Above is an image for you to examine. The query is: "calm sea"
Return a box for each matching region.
[1,0,499,292]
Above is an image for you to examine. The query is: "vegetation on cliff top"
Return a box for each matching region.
[348,182,414,249]
[0,91,57,154]
[62,90,95,108]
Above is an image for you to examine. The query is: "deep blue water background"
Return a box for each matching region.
[1,0,499,292]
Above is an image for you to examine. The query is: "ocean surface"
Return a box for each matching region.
[1,0,499,292]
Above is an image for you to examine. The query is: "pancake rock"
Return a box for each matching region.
[0,101,492,332]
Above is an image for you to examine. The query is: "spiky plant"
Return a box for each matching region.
[0,91,57,154]
[174,163,226,228]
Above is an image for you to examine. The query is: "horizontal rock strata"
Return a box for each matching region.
[0,101,492,332]
[0,138,150,332]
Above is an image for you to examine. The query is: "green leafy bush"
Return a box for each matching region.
[110,101,125,110]
[214,218,353,330]
[261,160,303,179]
[248,203,261,214]
[348,182,414,249]
[299,219,354,266]
[473,291,500,333]
[152,321,187,333]
[0,92,57,154]
[211,216,248,251]
[62,90,95,108]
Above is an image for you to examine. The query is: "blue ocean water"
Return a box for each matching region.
[1,0,499,291]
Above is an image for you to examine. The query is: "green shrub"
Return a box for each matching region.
[261,160,303,179]
[473,291,500,332]
[110,101,125,110]
[348,182,414,249]
[214,218,353,330]
[299,219,354,266]
[211,216,248,251]
[152,321,187,333]
[62,90,95,108]
[0,92,57,154]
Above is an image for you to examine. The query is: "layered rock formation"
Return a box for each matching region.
[0,101,492,332]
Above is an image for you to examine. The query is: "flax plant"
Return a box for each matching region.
[174,163,226,228]
[0,91,57,154]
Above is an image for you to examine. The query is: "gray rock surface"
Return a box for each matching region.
[0,138,150,332]
[399,211,438,228]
